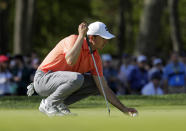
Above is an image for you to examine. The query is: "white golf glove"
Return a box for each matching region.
[27,82,35,96]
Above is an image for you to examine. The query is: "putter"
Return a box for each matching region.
[86,35,111,116]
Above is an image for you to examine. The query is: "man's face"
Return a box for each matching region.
[138,61,146,68]
[171,53,179,63]
[92,36,108,50]
[0,62,8,70]
[181,56,186,63]
[155,63,162,69]
[103,60,111,68]
[152,79,160,87]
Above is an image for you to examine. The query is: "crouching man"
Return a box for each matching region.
[28,21,137,116]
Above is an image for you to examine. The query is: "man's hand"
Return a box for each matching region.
[78,22,88,37]
[65,22,88,66]
[123,107,138,117]
[93,76,138,117]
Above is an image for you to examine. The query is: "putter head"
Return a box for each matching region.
[108,109,111,116]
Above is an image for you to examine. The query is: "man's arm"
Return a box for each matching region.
[93,75,137,115]
[65,22,87,66]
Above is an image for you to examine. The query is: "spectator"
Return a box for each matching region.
[180,51,186,72]
[118,54,136,94]
[30,55,40,82]
[148,58,163,80]
[118,54,136,82]
[0,55,13,95]
[31,52,40,69]
[102,54,119,94]
[163,52,186,94]
[142,71,163,95]
[10,55,32,95]
[127,55,148,94]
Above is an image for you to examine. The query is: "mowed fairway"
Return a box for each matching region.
[0,95,186,131]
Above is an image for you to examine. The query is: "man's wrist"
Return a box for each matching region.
[122,106,128,113]
[78,34,85,38]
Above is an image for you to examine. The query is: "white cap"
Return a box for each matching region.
[102,54,112,61]
[153,58,162,65]
[137,55,147,63]
[87,21,115,39]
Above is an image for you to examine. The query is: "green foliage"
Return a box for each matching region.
[156,6,172,59]
[89,0,119,55]
[4,0,186,57]
[33,0,92,57]
[0,0,15,53]
[124,0,143,54]
[179,0,186,49]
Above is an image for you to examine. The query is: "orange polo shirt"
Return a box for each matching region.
[38,35,103,76]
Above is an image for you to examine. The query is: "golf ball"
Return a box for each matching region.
[129,112,137,117]
[132,113,137,117]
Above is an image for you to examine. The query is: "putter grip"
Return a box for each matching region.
[86,35,93,54]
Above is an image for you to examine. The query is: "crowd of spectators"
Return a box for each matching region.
[102,51,186,95]
[0,52,40,96]
[0,51,186,96]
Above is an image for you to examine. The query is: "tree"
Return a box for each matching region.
[117,0,125,59]
[134,0,166,56]
[0,0,9,54]
[13,0,23,54]
[117,0,134,67]
[169,0,183,52]
[23,0,35,54]
[32,0,92,57]
[13,0,35,55]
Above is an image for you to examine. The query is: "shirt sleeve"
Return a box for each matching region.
[127,68,135,82]
[62,35,78,54]
[141,84,153,95]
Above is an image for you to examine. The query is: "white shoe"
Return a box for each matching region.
[39,99,65,116]
[57,103,71,115]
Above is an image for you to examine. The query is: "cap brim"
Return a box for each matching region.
[154,62,161,65]
[100,32,115,39]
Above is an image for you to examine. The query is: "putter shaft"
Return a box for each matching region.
[86,35,111,116]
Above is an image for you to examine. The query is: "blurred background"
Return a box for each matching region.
[1,0,186,96]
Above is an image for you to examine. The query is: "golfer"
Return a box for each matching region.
[28,21,137,116]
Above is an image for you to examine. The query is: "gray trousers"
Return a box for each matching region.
[34,70,99,106]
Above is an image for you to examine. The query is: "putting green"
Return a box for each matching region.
[0,106,186,131]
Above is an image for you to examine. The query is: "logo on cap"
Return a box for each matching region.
[105,26,108,31]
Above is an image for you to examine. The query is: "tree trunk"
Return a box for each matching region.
[169,0,182,52]
[125,0,134,53]
[134,0,166,56]
[0,0,9,54]
[13,0,24,54]
[23,0,35,54]
[13,0,35,55]
[117,0,125,59]
[116,0,125,69]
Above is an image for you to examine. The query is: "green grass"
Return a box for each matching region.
[1,94,186,109]
[0,95,186,131]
